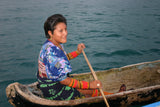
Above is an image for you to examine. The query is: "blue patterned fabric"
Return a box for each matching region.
[38,39,72,82]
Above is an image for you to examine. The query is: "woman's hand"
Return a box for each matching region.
[77,43,86,54]
[89,80,102,89]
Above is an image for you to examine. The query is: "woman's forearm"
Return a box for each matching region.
[67,50,80,60]
[60,77,89,89]
[60,77,102,89]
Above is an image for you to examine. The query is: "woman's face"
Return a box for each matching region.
[49,22,68,45]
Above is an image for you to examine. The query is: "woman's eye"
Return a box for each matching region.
[59,30,63,32]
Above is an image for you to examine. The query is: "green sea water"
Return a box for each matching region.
[0,0,160,106]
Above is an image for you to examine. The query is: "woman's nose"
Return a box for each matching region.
[64,30,68,36]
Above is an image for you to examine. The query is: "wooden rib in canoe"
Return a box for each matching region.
[6,60,160,107]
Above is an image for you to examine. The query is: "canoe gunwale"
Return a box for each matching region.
[14,82,160,106]
[14,82,104,106]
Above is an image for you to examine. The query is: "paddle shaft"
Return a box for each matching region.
[82,50,110,107]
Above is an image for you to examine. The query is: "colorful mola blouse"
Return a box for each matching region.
[38,39,72,82]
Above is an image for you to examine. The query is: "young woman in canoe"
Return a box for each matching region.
[37,14,125,100]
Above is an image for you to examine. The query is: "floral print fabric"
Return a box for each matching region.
[38,39,72,82]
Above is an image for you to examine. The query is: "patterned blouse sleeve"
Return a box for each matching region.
[45,46,72,82]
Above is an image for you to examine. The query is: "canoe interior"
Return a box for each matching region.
[73,60,160,93]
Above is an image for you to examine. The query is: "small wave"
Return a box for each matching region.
[0,80,15,86]
[0,33,6,36]
[110,49,143,56]
[84,18,99,22]
[15,57,27,61]
[153,14,160,17]
[106,34,122,38]
[154,41,160,44]
[88,30,100,33]
[94,12,105,16]
[149,49,160,55]
[0,78,37,85]
[80,12,87,15]
[65,43,77,47]
[93,49,142,57]
[13,16,29,22]
[24,44,34,49]
[20,61,36,67]
[94,52,109,57]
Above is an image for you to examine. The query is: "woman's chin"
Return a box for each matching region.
[61,40,67,44]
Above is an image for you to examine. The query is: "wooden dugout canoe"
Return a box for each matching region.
[6,60,160,107]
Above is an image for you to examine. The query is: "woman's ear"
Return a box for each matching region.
[48,30,53,38]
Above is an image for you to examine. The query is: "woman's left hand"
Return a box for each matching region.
[77,43,86,54]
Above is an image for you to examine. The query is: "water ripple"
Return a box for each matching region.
[110,49,143,56]
[154,41,160,44]
[106,34,122,38]
[0,33,6,36]
[94,49,143,57]
[20,61,35,67]
[94,52,109,57]
[149,49,160,55]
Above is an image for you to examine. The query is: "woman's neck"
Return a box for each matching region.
[48,39,62,50]
[48,38,60,46]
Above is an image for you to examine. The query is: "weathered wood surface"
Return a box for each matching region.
[6,60,160,107]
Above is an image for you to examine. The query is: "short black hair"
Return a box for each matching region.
[44,14,67,39]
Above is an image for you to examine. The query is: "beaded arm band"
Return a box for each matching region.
[68,78,90,89]
[67,50,80,60]
[92,89,100,97]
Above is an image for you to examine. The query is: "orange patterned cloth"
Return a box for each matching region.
[92,89,113,97]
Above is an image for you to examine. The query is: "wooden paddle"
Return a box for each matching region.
[82,50,110,107]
